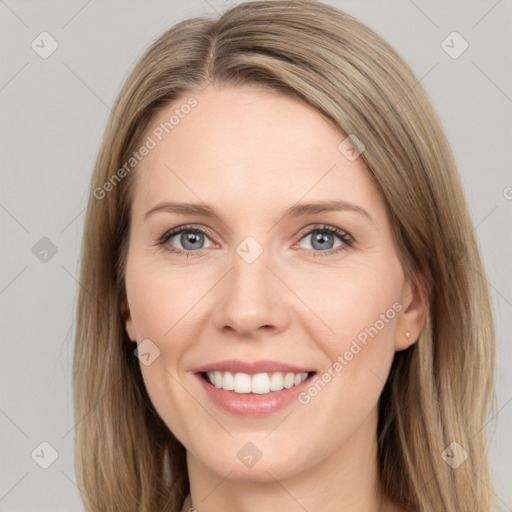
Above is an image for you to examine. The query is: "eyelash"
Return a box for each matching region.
[155,223,354,259]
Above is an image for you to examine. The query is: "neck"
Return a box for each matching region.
[181,407,399,512]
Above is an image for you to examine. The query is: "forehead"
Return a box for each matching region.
[130,84,386,223]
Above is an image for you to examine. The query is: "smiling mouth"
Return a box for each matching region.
[200,370,316,395]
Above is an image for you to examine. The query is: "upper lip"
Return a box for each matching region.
[193,359,315,375]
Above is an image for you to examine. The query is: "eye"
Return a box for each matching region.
[294,224,354,257]
[156,223,354,258]
[156,225,215,257]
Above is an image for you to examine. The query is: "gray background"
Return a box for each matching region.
[1,0,511,510]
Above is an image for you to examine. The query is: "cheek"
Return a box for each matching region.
[125,252,202,341]
[295,260,403,403]
[291,258,404,346]
[124,255,210,433]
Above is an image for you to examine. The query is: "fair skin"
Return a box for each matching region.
[122,84,426,512]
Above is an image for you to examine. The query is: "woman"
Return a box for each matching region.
[73,1,496,511]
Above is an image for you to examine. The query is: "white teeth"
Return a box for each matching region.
[283,373,295,389]
[205,371,309,394]
[222,371,234,390]
[234,372,252,393]
[251,373,270,394]
[269,372,284,391]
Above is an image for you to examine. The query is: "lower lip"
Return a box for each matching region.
[195,373,315,417]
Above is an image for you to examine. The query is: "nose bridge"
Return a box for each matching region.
[213,232,287,336]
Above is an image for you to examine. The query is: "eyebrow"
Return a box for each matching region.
[144,199,373,225]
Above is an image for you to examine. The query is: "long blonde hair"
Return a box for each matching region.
[73,1,496,510]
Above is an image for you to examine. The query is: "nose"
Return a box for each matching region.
[211,247,290,339]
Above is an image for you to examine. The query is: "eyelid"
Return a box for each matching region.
[158,224,217,247]
[295,223,352,242]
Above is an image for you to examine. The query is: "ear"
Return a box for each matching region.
[395,271,429,351]
[120,295,137,342]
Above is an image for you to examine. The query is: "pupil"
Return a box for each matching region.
[313,232,332,250]
[182,232,202,249]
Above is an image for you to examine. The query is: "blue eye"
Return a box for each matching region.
[157,225,213,257]
[296,226,353,256]
[156,224,354,258]
[165,228,212,251]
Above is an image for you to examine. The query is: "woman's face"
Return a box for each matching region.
[123,84,424,482]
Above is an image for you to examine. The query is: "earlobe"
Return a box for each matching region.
[395,272,429,351]
[120,296,137,342]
